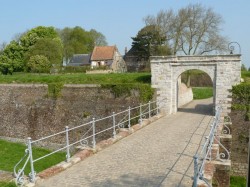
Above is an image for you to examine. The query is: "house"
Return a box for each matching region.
[123,46,148,72]
[66,54,91,66]
[90,46,127,73]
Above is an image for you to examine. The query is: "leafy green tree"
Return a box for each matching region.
[25,38,63,68]
[131,25,171,59]
[20,26,59,50]
[58,26,95,59]
[26,55,51,73]
[0,26,61,74]
[89,29,108,46]
[2,41,25,71]
[0,55,13,75]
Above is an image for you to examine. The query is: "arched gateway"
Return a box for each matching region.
[151,55,241,116]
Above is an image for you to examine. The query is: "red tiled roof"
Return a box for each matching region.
[91,46,116,61]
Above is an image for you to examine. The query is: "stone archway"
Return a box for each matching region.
[151,55,241,116]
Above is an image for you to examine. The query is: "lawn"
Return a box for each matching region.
[230,176,246,187]
[0,72,151,84]
[192,87,213,100]
[0,181,16,187]
[0,139,65,175]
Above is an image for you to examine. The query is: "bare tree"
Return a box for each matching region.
[144,4,228,55]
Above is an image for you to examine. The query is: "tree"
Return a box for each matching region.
[144,4,228,55]
[0,26,61,74]
[0,55,13,75]
[25,38,63,68]
[0,42,7,54]
[241,64,247,71]
[131,25,171,59]
[58,26,95,59]
[89,29,108,46]
[26,55,51,73]
[2,41,25,71]
[20,26,59,50]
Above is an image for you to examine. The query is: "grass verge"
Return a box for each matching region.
[0,72,151,84]
[230,176,246,187]
[192,87,213,100]
[0,139,65,175]
[0,181,16,187]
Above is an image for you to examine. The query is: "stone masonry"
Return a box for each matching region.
[151,55,241,117]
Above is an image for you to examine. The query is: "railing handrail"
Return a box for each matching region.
[193,106,231,187]
[14,99,165,185]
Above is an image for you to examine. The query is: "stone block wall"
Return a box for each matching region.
[231,162,248,176]
[0,84,142,144]
[177,81,193,107]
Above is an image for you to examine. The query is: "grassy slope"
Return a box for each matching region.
[0,139,65,174]
[230,176,246,187]
[192,87,213,100]
[0,72,151,84]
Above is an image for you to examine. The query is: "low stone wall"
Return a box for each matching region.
[178,82,193,107]
[231,162,248,177]
[86,70,113,74]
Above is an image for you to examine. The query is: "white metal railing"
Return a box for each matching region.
[192,106,231,187]
[14,100,163,185]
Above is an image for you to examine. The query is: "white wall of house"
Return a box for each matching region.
[91,61,107,68]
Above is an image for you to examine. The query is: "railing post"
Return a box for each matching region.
[27,137,35,183]
[148,101,151,118]
[112,112,116,137]
[92,118,96,149]
[128,106,131,129]
[139,103,142,125]
[65,126,70,162]
[193,154,198,187]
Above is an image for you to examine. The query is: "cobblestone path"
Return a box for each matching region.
[36,98,213,187]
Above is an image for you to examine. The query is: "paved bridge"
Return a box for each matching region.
[36,98,213,187]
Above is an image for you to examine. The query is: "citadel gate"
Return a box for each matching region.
[151,55,241,116]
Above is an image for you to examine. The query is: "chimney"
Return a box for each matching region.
[125,47,127,54]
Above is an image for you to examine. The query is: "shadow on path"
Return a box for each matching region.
[89,173,190,187]
[178,99,213,116]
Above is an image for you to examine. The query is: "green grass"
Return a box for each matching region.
[0,72,151,84]
[0,181,16,187]
[241,71,250,83]
[192,87,213,100]
[230,176,246,187]
[0,139,65,175]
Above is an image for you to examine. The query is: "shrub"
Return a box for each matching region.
[231,83,250,120]
[0,55,13,75]
[26,55,52,73]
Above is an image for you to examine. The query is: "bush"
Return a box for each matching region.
[26,55,51,73]
[0,55,13,75]
[232,84,250,120]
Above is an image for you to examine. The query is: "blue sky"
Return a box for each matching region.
[0,0,249,68]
